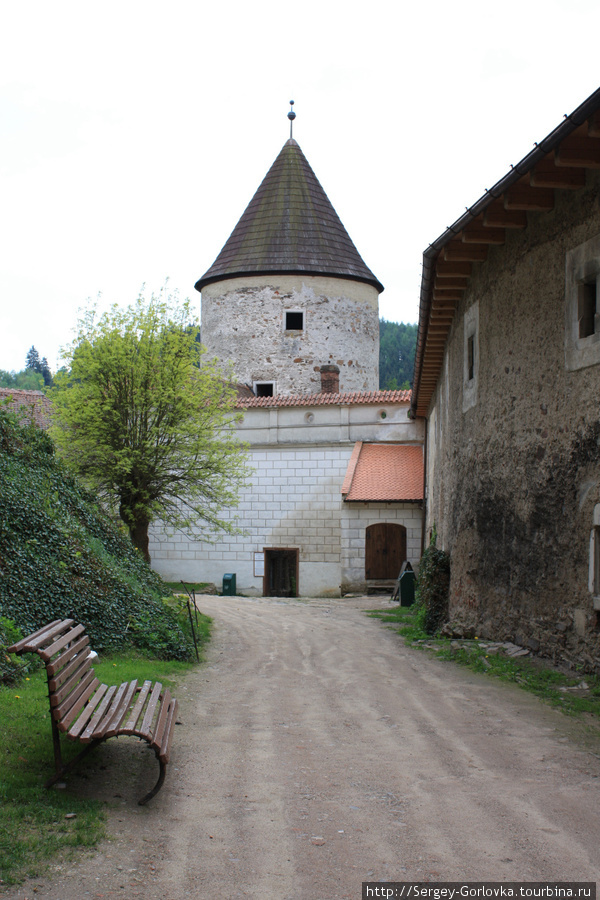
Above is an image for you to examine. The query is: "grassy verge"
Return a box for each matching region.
[368,603,600,718]
[0,614,211,888]
[164,581,214,595]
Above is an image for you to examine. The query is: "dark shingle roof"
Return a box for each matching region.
[196,139,383,293]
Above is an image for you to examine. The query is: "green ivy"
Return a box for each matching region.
[417,529,450,635]
[0,409,192,660]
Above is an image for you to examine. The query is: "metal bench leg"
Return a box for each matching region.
[138,757,166,806]
[44,739,102,789]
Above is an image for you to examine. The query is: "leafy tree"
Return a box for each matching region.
[379,319,418,390]
[0,369,45,390]
[51,289,250,563]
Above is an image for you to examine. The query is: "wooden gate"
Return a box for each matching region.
[365,523,407,580]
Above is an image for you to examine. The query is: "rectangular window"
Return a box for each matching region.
[467,334,475,381]
[578,281,597,339]
[285,311,304,331]
[595,527,600,597]
[463,301,479,412]
[255,382,274,397]
[565,235,600,371]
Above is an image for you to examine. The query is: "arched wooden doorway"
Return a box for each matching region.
[365,523,407,581]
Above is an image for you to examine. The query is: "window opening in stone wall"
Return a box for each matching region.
[595,527,600,595]
[578,280,597,339]
[467,334,475,381]
[285,311,304,330]
[594,525,600,598]
[255,382,274,397]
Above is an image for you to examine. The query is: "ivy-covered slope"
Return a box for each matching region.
[0,409,191,659]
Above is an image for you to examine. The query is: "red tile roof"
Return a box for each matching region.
[0,388,52,429]
[236,389,411,409]
[342,442,424,502]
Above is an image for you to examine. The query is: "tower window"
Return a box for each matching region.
[285,311,304,331]
[578,280,597,339]
[255,382,274,397]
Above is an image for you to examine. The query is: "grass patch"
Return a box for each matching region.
[368,602,600,718]
[164,581,214,594]
[0,667,105,886]
[0,637,209,887]
[368,601,429,641]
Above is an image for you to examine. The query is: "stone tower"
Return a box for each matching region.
[196,138,383,395]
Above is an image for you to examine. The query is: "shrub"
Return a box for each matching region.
[417,529,450,635]
[0,409,193,660]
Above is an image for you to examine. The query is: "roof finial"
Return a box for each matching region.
[287,100,296,139]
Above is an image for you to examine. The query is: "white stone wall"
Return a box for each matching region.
[238,400,424,446]
[149,442,423,596]
[201,274,380,393]
[149,400,424,596]
[149,445,352,596]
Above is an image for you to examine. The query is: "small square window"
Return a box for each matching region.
[285,311,304,331]
[255,382,274,397]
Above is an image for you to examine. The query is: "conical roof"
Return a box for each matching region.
[195,139,383,293]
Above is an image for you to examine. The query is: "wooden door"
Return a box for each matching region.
[365,523,407,580]
[263,548,299,597]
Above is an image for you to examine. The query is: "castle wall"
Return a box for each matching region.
[200,274,380,393]
[149,402,424,596]
[426,170,600,671]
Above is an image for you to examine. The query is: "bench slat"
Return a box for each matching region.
[121,680,152,735]
[139,682,163,739]
[41,624,86,662]
[59,676,101,732]
[104,680,139,738]
[81,685,117,742]
[7,619,64,654]
[158,698,179,764]
[48,637,91,685]
[90,681,129,739]
[150,689,171,751]
[53,668,97,720]
[51,656,94,707]
[67,683,109,739]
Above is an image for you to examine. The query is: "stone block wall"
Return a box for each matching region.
[150,443,423,597]
[426,171,600,672]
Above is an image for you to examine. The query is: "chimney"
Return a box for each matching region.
[320,364,340,394]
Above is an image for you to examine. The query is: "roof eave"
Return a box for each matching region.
[410,85,600,418]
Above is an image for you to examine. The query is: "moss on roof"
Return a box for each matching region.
[196,139,383,293]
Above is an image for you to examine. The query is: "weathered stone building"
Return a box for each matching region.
[150,134,425,595]
[411,86,600,670]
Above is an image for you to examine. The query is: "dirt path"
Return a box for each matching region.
[5,594,600,899]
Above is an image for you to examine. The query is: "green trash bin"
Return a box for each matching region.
[222,573,236,596]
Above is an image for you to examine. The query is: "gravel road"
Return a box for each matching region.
[5,594,600,899]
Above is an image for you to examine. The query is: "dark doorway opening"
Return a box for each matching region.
[365,523,407,580]
[264,548,299,597]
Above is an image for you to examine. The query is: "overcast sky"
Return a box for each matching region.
[2,0,600,373]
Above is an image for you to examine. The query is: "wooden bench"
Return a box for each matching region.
[8,618,179,805]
